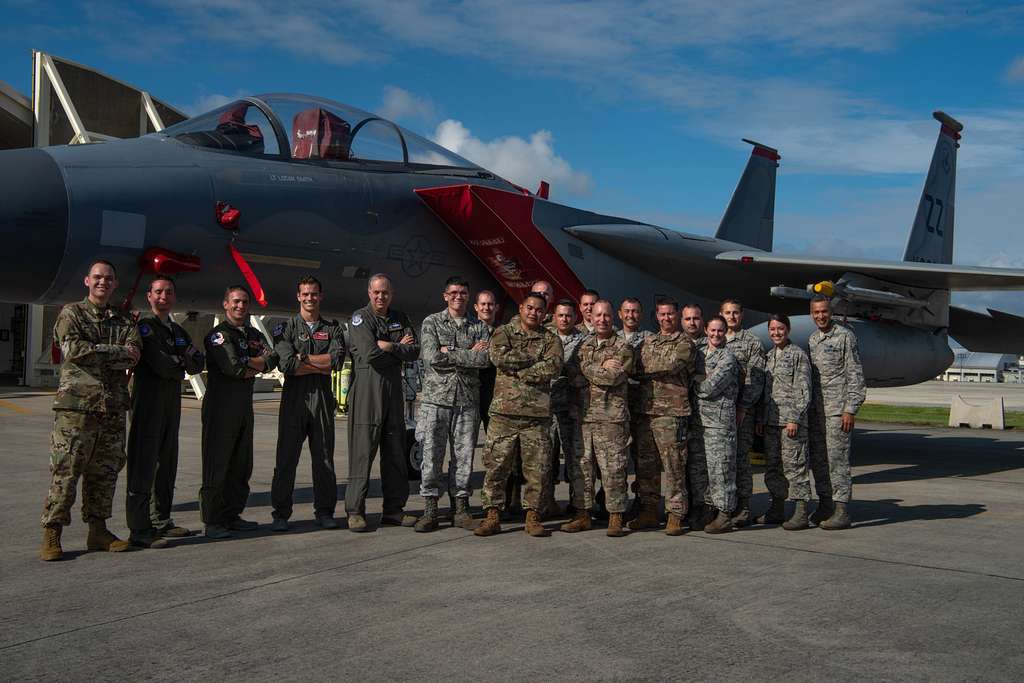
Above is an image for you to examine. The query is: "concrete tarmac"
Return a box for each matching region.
[868,379,1024,409]
[1,392,1022,680]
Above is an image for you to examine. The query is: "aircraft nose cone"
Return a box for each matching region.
[0,148,69,302]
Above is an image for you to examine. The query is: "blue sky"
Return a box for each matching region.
[2,0,1023,310]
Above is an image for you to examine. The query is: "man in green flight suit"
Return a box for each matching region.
[126,276,205,548]
[345,273,420,532]
[201,285,278,539]
[270,276,347,532]
[40,258,141,561]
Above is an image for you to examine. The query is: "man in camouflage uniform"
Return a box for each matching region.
[503,279,557,517]
[696,315,741,533]
[413,276,491,532]
[201,285,279,539]
[574,289,600,335]
[475,293,563,538]
[550,299,587,518]
[721,299,766,527]
[40,259,141,561]
[756,313,813,530]
[617,297,651,517]
[126,276,204,549]
[681,303,711,529]
[270,276,347,532]
[629,299,695,536]
[807,295,866,530]
[474,290,499,432]
[562,300,634,536]
[346,274,420,532]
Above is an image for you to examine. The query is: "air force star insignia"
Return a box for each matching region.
[211,332,225,346]
[351,314,363,327]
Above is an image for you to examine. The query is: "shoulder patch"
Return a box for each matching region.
[210,331,225,346]
[272,322,286,337]
[351,314,363,327]
[138,323,152,337]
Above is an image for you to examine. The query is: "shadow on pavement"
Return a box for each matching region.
[852,427,1024,484]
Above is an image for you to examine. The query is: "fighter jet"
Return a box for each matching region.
[2,93,1023,387]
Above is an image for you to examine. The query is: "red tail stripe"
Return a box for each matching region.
[751,146,781,161]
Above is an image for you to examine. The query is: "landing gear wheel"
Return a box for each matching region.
[406,427,423,481]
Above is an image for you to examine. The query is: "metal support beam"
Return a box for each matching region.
[141,91,165,132]
[37,52,89,144]
[31,51,50,147]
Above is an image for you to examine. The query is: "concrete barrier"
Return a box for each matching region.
[949,394,1005,429]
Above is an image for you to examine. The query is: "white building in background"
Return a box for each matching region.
[940,350,1023,383]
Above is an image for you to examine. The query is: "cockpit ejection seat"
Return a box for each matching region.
[213,103,264,153]
[291,108,352,160]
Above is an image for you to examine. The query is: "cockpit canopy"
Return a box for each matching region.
[160,93,481,170]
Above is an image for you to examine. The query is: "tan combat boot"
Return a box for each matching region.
[86,520,130,552]
[818,501,851,530]
[40,525,63,561]
[704,509,734,534]
[627,502,660,531]
[474,507,502,537]
[664,512,685,536]
[731,498,752,528]
[606,512,627,537]
[452,497,477,530]
[560,510,592,533]
[524,510,550,537]
[782,500,810,531]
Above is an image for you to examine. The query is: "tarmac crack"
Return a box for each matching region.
[0,533,475,652]
[687,533,1024,582]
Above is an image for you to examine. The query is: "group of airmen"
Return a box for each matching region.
[37,258,865,561]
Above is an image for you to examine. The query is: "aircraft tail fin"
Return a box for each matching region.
[902,111,962,265]
[714,139,779,251]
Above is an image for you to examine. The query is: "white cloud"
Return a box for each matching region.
[165,0,378,65]
[1007,56,1024,82]
[431,119,592,196]
[182,91,247,116]
[378,86,436,123]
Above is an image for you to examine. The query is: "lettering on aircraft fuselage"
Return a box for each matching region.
[468,237,505,247]
[269,174,314,183]
[387,235,445,278]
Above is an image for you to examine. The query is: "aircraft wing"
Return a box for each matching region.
[948,306,1024,353]
[715,251,1024,291]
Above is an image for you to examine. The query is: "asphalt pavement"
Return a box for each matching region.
[1,392,1022,680]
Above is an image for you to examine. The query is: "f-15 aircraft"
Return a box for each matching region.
[2,93,1023,387]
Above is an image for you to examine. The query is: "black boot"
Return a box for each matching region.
[755,497,785,525]
[810,496,835,525]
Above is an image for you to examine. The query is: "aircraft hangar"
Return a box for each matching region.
[0,51,185,387]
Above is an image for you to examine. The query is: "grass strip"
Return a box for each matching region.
[858,402,1024,429]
